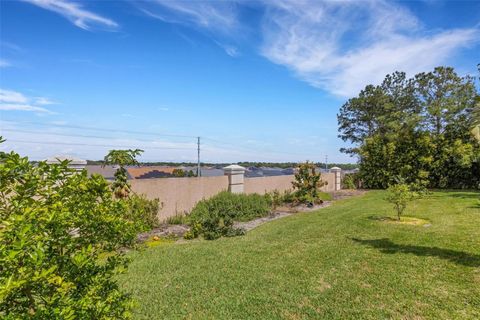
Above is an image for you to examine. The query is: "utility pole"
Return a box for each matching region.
[197,136,201,177]
[325,155,328,172]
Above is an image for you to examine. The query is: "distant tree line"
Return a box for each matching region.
[237,162,358,170]
[338,66,480,189]
[86,160,358,170]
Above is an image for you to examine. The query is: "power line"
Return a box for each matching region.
[8,139,194,150]
[1,120,197,139]
[2,121,325,160]
[2,128,196,146]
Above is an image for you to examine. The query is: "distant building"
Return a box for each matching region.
[45,156,87,171]
[127,166,176,179]
[245,167,294,178]
[85,165,120,181]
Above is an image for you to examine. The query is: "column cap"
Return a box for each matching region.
[330,166,341,171]
[223,164,246,174]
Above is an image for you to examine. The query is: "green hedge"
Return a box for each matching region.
[186,191,271,240]
[123,194,161,232]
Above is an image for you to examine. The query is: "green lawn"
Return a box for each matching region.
[120,191,480,319]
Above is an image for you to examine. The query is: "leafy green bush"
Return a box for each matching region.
[266,188,332,208]
[0,147,135,319]
[186,192,271,240]
[265,190,283,210]
[124,194,161,232]
[342,173,357,189]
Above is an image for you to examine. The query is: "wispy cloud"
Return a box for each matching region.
[0,103,52,113]
[0,89,55,113]
[260,0,479,97]
[0,89,29,104]
[138,0,479,97]
[214,41,240,57]
[23,0,118,30]
[137,0,241,57]
[34,97,56,105]
[141,0,238,32]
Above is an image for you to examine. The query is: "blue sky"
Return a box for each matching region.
[1,0,479,163]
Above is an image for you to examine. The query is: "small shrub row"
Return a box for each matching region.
[123,194,161,233]
[265,189,332,208]
[342,173,357,189]
[166,213,187,225]
[185,191,271,240]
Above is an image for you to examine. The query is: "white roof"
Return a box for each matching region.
[45,155,87,165]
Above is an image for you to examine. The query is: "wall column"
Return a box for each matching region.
[330,167,342,191]
[223,165,246,194]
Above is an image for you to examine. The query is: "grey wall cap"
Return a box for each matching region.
[330,166,341,171]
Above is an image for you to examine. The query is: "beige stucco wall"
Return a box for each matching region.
[244,175,294,194]
[131,176,228,220]
[131,172,338,220]
[244,173,336,195]
[321,173,336,192]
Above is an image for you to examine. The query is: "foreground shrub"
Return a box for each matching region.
[124,194,161,232]
[0,147,135,319]
[187,192,271,240]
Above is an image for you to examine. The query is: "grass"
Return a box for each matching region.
[120,190,480,319]
[318,191,333,201]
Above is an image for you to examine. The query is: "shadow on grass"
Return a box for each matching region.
[350,238,480,267]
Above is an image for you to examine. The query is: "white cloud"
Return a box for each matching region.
[0,89,55,113]
[23,0,118,30]
[0,103,52,113]
[0,89,28,103]
[260,0,479,97]
[34,97,56,105]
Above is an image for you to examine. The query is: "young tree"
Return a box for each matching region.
[104,149,143,198]
[292,161,327,205]
[386,183,416,221]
